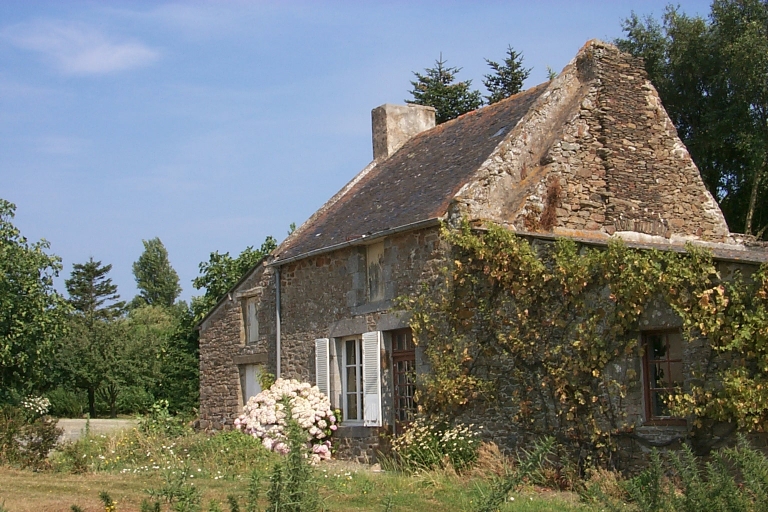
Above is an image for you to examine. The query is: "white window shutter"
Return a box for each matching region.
[315,338,330,397]
[247,300,258,343]
[362,331,382,427]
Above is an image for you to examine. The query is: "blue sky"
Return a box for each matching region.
[1,0,713,303]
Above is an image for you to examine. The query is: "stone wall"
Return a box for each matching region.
[453,40,730,245]
[198,263,276,429]
[198,226,444,460]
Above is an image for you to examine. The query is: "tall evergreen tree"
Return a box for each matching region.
[483,46,531,104]
[65,257,124,325]
[407,54,483,124]
[132,237,181,308]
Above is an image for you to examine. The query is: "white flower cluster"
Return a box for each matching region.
[235,378,337,463]
[21,395,51,417]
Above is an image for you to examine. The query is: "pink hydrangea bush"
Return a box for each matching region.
[235,378,338,463]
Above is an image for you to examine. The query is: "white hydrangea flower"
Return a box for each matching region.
[236,378,339,462]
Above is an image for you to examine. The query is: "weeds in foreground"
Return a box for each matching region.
[265,411,320,512]
[475,436,556,512]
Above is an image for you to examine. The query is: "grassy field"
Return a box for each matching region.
[0,421,594,512]
[0,463,592,512]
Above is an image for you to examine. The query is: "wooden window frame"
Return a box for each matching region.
[391,328,416,436]
[341,336,364,425]
[642,329,686,426]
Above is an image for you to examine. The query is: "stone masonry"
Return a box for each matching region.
[198,40,766,464]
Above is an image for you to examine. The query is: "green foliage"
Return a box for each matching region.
[624,450,667,512]
[475,436,555,512]
[246,469,261,512]
[192,236,277,321]
[146,463,202,512]
[389,418,480,472]
[407,54,483,124]
[0,198,70,399]
[138,303,199,415]
[616,1,768,238]
[133,237,182,308]
[483,45,531,104]
[46,387,86,418]
[266,414,320,512]
[65,257,125,324]
[0,404,62,470]
[404,221,768,465]
[99,491,117,512]
[138,400,191,438]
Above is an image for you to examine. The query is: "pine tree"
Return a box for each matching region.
[407,54,483,124]
[65,257,124,325]
[483,46,531,104]
[132,237,181,308]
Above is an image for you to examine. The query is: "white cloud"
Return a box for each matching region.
[2,20,159,75]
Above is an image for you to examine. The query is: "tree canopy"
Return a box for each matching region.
[483,46,531,104]
[192,236,277,320]
[616,0,768,239]
[0,199,70,400]
[132,237,181,308]
[407,55,483,124]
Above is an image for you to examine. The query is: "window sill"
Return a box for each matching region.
[643,418,687,427]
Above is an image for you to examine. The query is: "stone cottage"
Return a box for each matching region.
[197,40,768,461]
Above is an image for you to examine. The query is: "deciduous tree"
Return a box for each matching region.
[616,1,768,239]
[192,236,277,320]
[132,237,181,308]
[0,199,69,400]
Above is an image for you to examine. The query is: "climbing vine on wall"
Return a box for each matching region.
[402,221,768,464]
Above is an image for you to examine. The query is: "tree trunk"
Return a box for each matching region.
[87,387,96,419]
[744,157,764,235]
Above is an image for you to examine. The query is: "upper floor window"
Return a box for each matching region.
[242,297,259,345]
[643,330,685,423]
[367,241,385,302]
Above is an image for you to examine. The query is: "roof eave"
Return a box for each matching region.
[269,217,442,267]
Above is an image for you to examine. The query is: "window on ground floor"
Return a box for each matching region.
[315,332,382,427]
[643,330,685,424]
[391,328,416,436]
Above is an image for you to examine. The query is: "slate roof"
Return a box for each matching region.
[274,82,550,263]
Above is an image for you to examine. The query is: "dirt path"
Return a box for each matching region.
[57,418,137,443]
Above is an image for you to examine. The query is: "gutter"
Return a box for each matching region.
[275,266,281,379]
[269,217,442,268]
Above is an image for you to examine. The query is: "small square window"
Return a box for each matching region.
[643,330,685,423]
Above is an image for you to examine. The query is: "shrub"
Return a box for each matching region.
[0,404,62,470]
[46,388,85,418]
[266,415,320,512]
[235,379,337,463]
[116,386,155,415]
[390,417,480,472]
[138,400,190,437]
[475,436,555,512]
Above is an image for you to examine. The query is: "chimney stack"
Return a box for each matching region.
[371,104,436,161]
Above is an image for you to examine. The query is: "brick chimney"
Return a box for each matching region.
[371,104,436,161]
